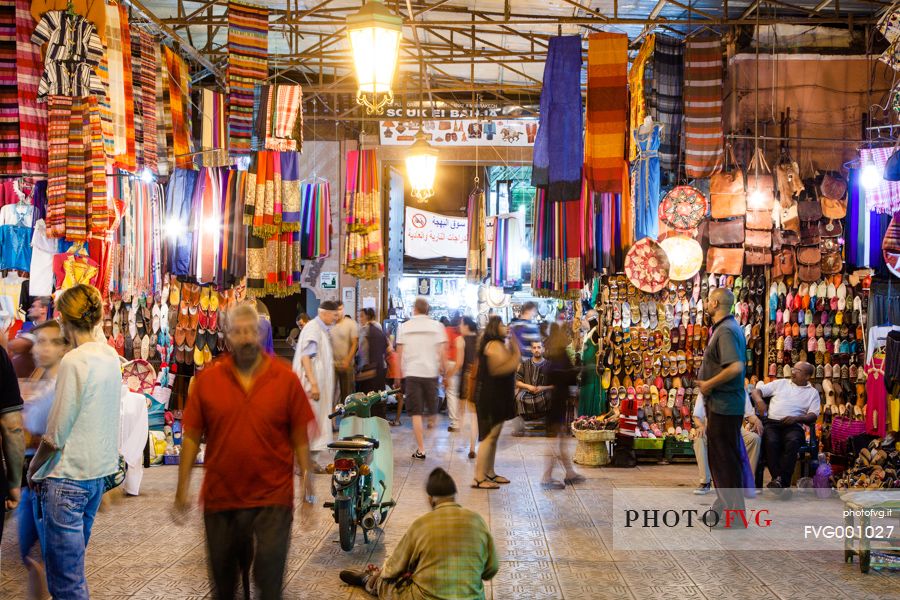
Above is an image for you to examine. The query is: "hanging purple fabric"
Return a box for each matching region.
[31,179,47,222]
[847,168,862,268]
[531,35,583,202]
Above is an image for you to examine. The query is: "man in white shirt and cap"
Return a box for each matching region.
[293,300,341,471]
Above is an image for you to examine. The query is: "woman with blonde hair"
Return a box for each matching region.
[27,284,122,600]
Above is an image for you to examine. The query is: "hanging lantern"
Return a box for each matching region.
[406,131,438,202]
[346,0,403,115]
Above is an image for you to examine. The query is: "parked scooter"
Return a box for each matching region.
[324,388,397,551]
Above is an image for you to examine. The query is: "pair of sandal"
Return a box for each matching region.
[472,474,510,489]
[541,474,586,490]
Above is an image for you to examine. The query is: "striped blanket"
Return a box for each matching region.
[15,0,45,175]
[683,35,723,179]
[227,0,269,155]
[0,0,19,174]
[139,30,158,173]
[532,35,583,201]
[651,35,684,177]
[584,32,627,194]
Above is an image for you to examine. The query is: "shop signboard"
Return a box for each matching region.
[320,272,337,289]
[380,118,537,147]
[404,207,468,259]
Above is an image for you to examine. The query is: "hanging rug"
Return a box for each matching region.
[659,235,704,281]
[659,185,708,231]
[625,237,670,293]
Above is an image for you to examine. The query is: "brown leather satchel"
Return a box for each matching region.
[745,246,772,265]
[820,219,843,238]
[710,146,747,219]
[798,244,822,265]
[800,222,821,245]
[822,237,841,254]
[821,172,847,200]
[780,200,800,232]
[799,263,822,282]
[798,198,823,221]
[821,251,843,274]
[774,228,800,247]
[772,248,796,277]
[706,247,744,275]
[776,161,804,201]
[708,218,745,245]
[746,208,773,231]
[745,229,772,248]
[821,196,847,220]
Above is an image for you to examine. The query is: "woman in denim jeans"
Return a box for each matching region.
[27,284,122,599]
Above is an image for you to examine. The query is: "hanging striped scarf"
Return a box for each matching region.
[15,0,44,174]
[299,181,330,258]
[88,97,108,236]
[201,89,229,167]
[264,83,303,151]
[0,0,19,174]
[280,151,300,230]
[227,0,268,154]
[531,192,584,299]
[156,44,171,177]
[343,149,384,279]
[584,32,627,194]
[47,95,70,237]
[65,99,88,242]
[652,35,684,176]
[105,3,127,157]
[139,30,158,173]
[164,47,192,169]
[465,187,487,282]
[683,34,724,179]
[130,28,144,168]
[627,35,655,161]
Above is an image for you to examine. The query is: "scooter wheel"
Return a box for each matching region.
[337,497,357,552]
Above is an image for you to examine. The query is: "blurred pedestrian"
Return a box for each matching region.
[332,302,359,406]
[357,308,389,415]
[542,324,584,489]
[455,317,479,459]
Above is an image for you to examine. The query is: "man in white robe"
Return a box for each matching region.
[293,300,340,470]
[119,385,149,496]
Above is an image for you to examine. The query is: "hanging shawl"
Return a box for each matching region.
[584,32,627,193]
[227,0,269,154]
[220,168,247,287]
[300,180,331,258]
[531,190,584,299]
[164,47,192,170]
[201,89,229,167]
[130,28,143,168]
[280,151,301,231]
[490,213,524,288]
[651,35,684,176]
[139,30,158,173]
[627,35,655,161]
[465,186,487,282]
[860,147,900,214]
[15,0,45,175]
[683,34,724,178]
[343,149,384,279]
[264,83,303,151]
[156,43,171,176]
[532,35,583,201]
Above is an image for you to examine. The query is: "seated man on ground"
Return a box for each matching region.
[340,468,498,599]
[751,362,820,495]
[511,340,553,436]
[692,391,763,495]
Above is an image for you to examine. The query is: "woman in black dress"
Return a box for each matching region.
[452,317,479,459]
[473,316,520,489]
[543,323,584,489]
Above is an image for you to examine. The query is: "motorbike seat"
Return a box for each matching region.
[328,439,375,451]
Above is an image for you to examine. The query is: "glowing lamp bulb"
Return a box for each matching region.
[140,168,155,184]
[748,189,766,209]
[165,220,184,239]
[861,163,881,190]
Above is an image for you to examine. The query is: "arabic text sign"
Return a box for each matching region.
[404,207,468,259]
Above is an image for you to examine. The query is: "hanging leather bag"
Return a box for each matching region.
[821,172,848,200]
[772,248,796,277]
[775,148,805,201]
[746,147,776,211]
[746,208,773,231]
[821,196,847,220]
[710,144,747,219]
[821,251,843,275]
[774,228,800,248]
[780,200,800,232]
[798,196,823,221]
[708,218,745,245]
[800,221,821,245]
[706,247,744,275]
[819,219,843,238]
[745,229,772,248]
[799,263,822,282]
[745,246,772,265]
[798,245,822,265]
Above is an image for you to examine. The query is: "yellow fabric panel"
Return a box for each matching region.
[628,34,655,161]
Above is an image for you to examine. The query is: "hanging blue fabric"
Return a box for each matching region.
[632,123,662,240]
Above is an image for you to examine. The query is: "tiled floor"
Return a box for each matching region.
[2,419,897,599]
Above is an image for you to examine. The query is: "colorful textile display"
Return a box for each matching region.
[532,189,588,299]
[114,2,136,172]
[299,181,330,258]
[861,147,900,214]
[16,0,45,175]
[164,47,192,170]
[628,35,654,161]
[597,164,633,273]
[343,149,384,279]
[32,8,102,100]
[466,186,487,283]
[0,0,18,175]
[532,35,583,201]
[683,34,724,178]
[251,83,304,152]
[242,150,302,237]
[227,0,269,154]
[651,34,684,176]
[138,30,158,173]
[200,89,229,167]
[105,3,127,157]
[633,123,662,240]
[156,43,171,176]
[490,213,524,288]
[110,178,162,298]
[584,32,627,194]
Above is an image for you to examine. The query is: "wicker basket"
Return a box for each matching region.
[572,428,615,466]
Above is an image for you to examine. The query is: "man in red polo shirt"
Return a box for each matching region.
[173,303,317,600]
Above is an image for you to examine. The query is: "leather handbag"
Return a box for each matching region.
[746,208,773,231]
[745,246,772,265]
[821,196,847,219]
[798,197,823,221]
[800,222,821,245]
[710,146,747,219]
[820,219,843,238]
[774,228,800,247]
[772,248,796,277]
[822,237,841,254]
[821,172,847,200]
[780,201,800,232]
[706,247,744,275]
[776,161,804,201]
[745,147,776,210]
[799,263,822,282]
[798,244,822,265]
[745,229,773,248]
[821,251,843,274]
[708,218,745,245]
